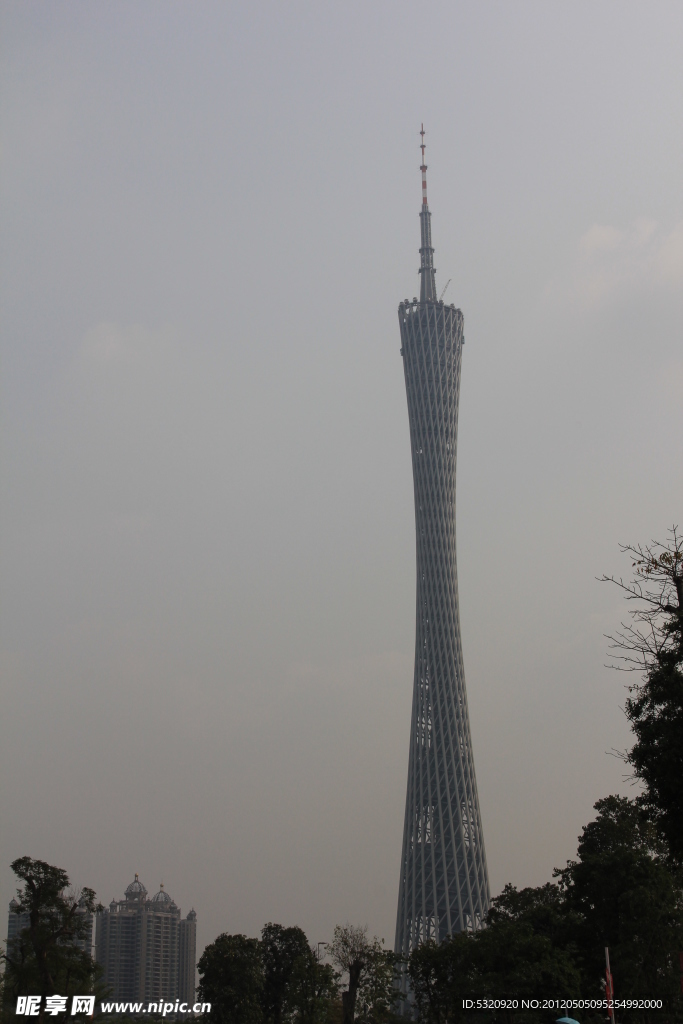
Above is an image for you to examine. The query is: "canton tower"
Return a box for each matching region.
[395,127,489,959]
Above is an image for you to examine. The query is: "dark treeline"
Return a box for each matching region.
[407,796,682,1022]
[196,922,397,1024]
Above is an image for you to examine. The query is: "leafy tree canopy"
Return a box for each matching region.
[600,527,683,862]
[556,795,683,1002]
[2,858,104,1024]
[197,934,264,1024]
[327,925,396,1024]
[197,926,339,1024]
[408,884,580,1024]
[261,924,311,1024]
[408,797,683,1023]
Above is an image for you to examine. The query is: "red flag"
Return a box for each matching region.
[605,948,615,1024]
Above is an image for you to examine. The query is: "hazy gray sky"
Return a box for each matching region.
[1,1,682,960]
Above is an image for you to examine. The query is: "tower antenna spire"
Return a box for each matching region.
[420,123,428,206]
[418,123,436,302]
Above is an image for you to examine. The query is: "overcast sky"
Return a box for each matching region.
[1,1,682,960]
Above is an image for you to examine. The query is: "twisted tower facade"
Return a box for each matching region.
[395,129,489,959]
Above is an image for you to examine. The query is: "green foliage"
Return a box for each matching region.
[353,944,396,1024]
[197,927,339,1024]
[262,924,312,1024]
[627,655,683,864]
[1,857,104,1022]
[601,528,683,864]
[284,950,338,1024]
[407,885,580,1024]
[407,937,460,1024]
[261,923,338,1024]
[197,934,264,1024]
[407,801,683,1022]
[470,916,580,1004]
[485,883,574,942]
[326,926,397,1024]
[556,795,683,1003]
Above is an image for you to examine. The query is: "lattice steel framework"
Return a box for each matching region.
[395,129,489,962]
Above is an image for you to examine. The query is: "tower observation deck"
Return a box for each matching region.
[395,128,490,960]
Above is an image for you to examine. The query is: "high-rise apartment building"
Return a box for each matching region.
[5,897,94,958]
[395,128,490,961]
[6,898,25,954]
[96,875,196,1005]
[178,910,197,1007]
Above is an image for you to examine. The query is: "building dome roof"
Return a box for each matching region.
[125,873,148,895]
[151,883,173,903]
